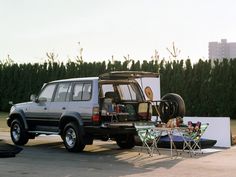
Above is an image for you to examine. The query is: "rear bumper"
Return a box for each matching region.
[84,122,136,135]
[84,121,154,135]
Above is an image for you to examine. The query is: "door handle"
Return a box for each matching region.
[44,107,47,110]
[62,107,66,110]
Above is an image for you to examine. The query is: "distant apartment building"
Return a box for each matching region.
[208,39,236,61]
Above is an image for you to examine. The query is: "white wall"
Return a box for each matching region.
[183,117,231,148]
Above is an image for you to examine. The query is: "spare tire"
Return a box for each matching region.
[159,93,185,123]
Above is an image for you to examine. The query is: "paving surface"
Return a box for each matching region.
[0,131,236,177]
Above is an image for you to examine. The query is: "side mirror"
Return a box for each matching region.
[38,97,47,103]
[30,94,37,102]
[9,101,14,106]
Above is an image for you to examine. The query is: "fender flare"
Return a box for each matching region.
[59,111,84,134]
[7,109,28,130]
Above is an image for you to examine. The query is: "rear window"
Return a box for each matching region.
[101,83,142,102]
[117,85,137,101]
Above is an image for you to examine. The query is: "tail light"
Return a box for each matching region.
[92,107,100,122]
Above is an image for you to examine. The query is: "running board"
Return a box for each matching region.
[28,131,59,135]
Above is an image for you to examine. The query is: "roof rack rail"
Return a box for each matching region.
[99,71,159,80]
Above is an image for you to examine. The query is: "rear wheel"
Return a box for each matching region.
[62,122,85,152]
[159,93,185,123]
[116,134,135,149]
[10,119,29,145]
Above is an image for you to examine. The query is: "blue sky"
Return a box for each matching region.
[0,0,236,63]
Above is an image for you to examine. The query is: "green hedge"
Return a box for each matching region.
[0,58,236,118]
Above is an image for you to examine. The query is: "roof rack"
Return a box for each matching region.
[99,71,159,80]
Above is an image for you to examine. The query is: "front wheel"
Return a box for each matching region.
[10,119,29,145]
[116,134,135,149]
[62,122,85,152]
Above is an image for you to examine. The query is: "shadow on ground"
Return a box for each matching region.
[0,134,221,177]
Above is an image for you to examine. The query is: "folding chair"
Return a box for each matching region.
[191,123,209,152]
[134,123,161,156]
[182,122,209,155]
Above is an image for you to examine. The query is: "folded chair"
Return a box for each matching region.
[182,122,209,155]
[134,123,161,156]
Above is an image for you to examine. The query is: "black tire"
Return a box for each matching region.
[10,119,29,145]
[62,122,85,152]
[159,93,185,123]
[116,134,135,149]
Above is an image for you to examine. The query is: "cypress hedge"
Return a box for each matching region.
[0,58,235,118]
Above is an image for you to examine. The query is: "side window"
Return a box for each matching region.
[54,83,71,102]
[73,83,83,101]
[66,84,72,101]
[72,82,92,101]
[39,84,56,102]
[83,83,92,100]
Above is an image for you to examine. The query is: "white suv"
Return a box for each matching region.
[7,71,185,152]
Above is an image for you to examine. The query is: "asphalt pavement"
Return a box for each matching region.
[0,131,236,177]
